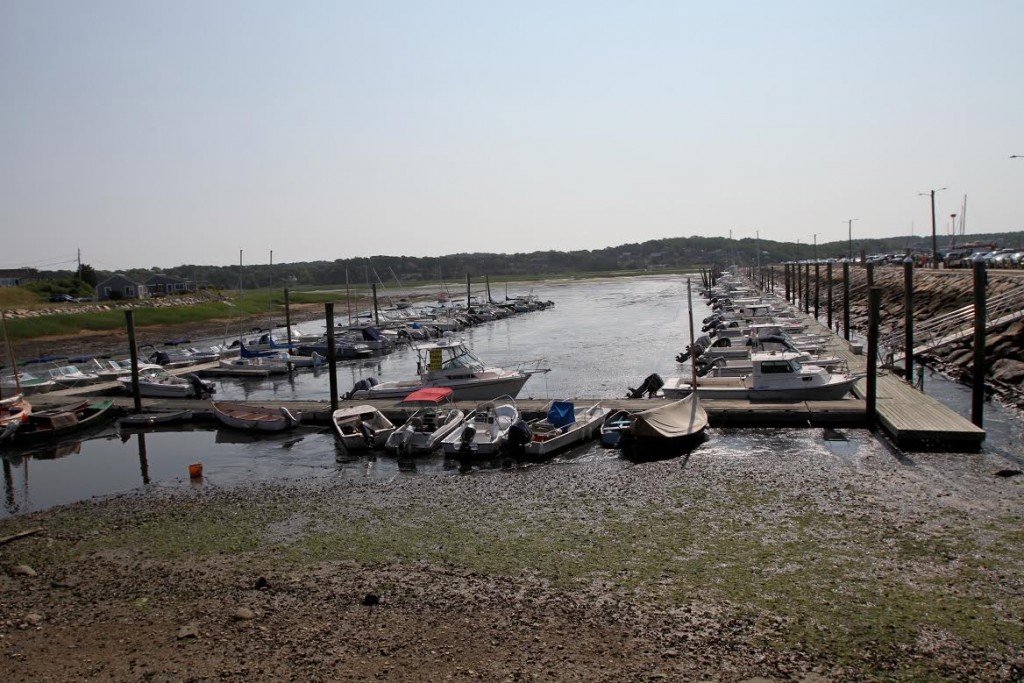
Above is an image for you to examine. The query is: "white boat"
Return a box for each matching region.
[331,404,396,451]
[514,401,608,458]
[384,387,466,455]
[118,366,214,398]
[47,364,102,387]
[219,354,293,375]
[663,353,863,401]
[0,371,57,395]
[441,395,519,458]
[212,401,301,432]
[697,350,847,377]
[349,337,546,402]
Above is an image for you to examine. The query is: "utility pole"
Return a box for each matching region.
[920,187,946,269]
[77,248,82,280]
[846,219,858,261]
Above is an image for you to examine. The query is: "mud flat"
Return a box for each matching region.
[2,432,1023,681]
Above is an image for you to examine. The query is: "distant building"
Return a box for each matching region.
[0,269,40,288]
[145,273,195,296]
[96,274,151,301]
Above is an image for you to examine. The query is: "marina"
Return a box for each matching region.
[0,271,1015,518]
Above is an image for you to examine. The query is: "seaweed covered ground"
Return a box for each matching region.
[3,431,1024,682]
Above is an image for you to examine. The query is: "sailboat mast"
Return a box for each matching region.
[1,310,21,396]
[687,279,698,389]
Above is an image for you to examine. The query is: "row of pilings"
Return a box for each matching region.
[739,260,990,429]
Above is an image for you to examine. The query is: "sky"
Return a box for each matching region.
[1,1,1022,272]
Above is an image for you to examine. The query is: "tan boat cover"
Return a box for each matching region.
[629,394,708,439]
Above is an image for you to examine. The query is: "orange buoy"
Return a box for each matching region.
[188,463,203,479]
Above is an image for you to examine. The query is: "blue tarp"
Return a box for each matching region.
[547,401,576,429]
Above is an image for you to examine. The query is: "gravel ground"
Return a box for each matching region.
[3,433,1024,682]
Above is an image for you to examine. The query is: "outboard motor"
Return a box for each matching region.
[627,373,664,399]
[346,377,378,400]
[184,373,214,398]
[458,425,477,454]
[506,419,532,454]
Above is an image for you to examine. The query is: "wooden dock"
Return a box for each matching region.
[31,314,985,449]
[799,314,985,449]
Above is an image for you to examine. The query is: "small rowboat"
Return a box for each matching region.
[211,401,301,432]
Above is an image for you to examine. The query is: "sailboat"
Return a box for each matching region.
[1,311,32,442]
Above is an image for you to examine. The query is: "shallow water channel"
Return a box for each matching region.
[2,274,1023,518]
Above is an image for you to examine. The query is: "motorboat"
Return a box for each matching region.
[331,404,396,451]
[0,371,57,396]
[212,401,301,432]
[511,401,608,458]
[697,350,847,377]
[618,394,708,460]
[384,387,466,455]
[348,337,546,402]
[441,395,519,458]
[47,364,102,387]
[118,366,214,398]
[662,353,864,401]
[599,409,633,448]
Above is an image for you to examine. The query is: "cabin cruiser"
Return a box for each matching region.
[663,352,863,401]
[348,337,547,402]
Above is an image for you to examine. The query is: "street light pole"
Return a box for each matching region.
[846,219,858,261]
[919,187,946,269]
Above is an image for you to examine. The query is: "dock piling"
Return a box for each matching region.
[972,259,987,428]
[125,310,142,413]
[903,257,914,383]
[326,303,338,412]
[866,287,881,424]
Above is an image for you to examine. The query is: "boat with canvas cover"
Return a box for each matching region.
[618,394,708,460]
[510,401,608,458]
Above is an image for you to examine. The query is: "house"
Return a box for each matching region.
[145,273,195,296]
[0,269,40,288]
[96,274,151,301]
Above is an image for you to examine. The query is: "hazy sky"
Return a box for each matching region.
[2,1,1022,272]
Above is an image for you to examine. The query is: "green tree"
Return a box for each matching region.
[79,263,98,287]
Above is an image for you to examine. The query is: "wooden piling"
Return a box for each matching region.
[866,287,881,424]
[125,309,142,413]
[326,303,338,412]
[814,261,820,319]
[842,262,851,341]
[284,288,292,349]
[972,259,987,428]
[826,262,833,331]
[372,284,379,326]
[804,263,810,314]
[903,257,914,383]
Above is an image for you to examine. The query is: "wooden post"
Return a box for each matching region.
[866,287,881,424]
[866,262,874,288]
[784,264,790,302]
[125,310,142,413]
[803,263,810,314]
[371,284,379,326]
[326,303,338,411]
[903,257,914,383]
[826,262,833,331]
[466,273,471,307]
[796,263,802,306]
[284,288,293,350]
[842,262,851,341]
[972,259,987,427]
[814,261,820,319]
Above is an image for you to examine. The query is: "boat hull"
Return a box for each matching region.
[353,374,529,403]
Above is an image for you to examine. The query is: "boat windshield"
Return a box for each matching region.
[440,350,484,371]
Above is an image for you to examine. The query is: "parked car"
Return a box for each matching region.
[49,293,76,303]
